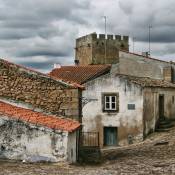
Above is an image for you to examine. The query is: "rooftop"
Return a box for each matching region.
[0,58,83,89]
[49,65,111,84]
[117,74,175,88]
[0,101,80,132]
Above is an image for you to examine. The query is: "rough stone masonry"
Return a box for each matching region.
[0,59,82,121]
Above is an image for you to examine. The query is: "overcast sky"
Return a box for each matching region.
[0,0,175,72]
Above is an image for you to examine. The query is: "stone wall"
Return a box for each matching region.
[75,33,129,65]
[0,115,77,163]
[0,59,80,120]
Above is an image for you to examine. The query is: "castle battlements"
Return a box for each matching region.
[76,33,129,42]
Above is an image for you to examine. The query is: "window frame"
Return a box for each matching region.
[102,93,119,113]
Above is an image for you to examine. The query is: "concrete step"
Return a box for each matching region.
[158,123,174,129]
[168,118,175,122]
[159,118,171,122]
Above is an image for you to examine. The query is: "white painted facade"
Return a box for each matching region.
[82,73,144,147]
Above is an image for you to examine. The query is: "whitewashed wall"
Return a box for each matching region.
[82,74,144,147]
[0,115,77,163]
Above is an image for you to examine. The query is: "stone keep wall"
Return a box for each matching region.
[75,33,129,65]
[0,59,80,120]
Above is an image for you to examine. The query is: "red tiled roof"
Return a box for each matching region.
[49,65,111,84]
[0,101,80,132]
[0,58,83,89]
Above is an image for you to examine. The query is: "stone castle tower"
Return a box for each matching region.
[75,33,129,65]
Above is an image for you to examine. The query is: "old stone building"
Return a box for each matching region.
[50,65,175,147]
[0,58,83,162]
[75,33,129,65]
[49,33,175,148]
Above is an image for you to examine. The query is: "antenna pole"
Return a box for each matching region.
[149,25,152,56]
[103,16,107,63]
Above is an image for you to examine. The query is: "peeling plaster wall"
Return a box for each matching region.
[0,115,77,163]
[143,88,175,136]
[67,131,77,163]
[82,74,144,147]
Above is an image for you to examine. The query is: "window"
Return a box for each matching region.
[102,93,119,112]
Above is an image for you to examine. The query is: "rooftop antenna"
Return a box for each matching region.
[148,25,152,56]
[103,16,107,63]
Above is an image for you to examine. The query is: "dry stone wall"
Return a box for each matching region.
[0,59,80,120]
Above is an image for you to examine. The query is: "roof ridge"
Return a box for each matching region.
[116,73,175,88]
[0,58,82,89]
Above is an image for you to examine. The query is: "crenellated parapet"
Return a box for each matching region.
[76,33,128,42]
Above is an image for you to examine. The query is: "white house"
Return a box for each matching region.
[0,100,80,163]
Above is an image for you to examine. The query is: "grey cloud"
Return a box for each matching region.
[17,49,69,58]
[0,0,175,72]
[118,0,134,15]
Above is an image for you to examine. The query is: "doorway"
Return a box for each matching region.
[159,95,164,119]
[104,127,117,146]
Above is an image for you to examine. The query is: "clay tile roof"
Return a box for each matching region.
[117,74,175,88]
[0,101,80,132]
[49,65,111,84]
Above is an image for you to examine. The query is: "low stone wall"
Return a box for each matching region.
[0,59,80,120]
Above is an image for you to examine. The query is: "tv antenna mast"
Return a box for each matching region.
[148,25,152,56]
[103,16,107,63]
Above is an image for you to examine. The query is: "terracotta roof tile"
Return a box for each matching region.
[0,101,80,132]
[49,65,111,84]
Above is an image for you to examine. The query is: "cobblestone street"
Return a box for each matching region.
[1,127,175,175]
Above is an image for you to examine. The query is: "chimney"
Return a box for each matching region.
[163,66,173,82]
[53,63,61,69]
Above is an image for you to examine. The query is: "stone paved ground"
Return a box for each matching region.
[1,127,175,175]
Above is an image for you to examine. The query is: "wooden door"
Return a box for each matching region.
[104,127,117,146]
